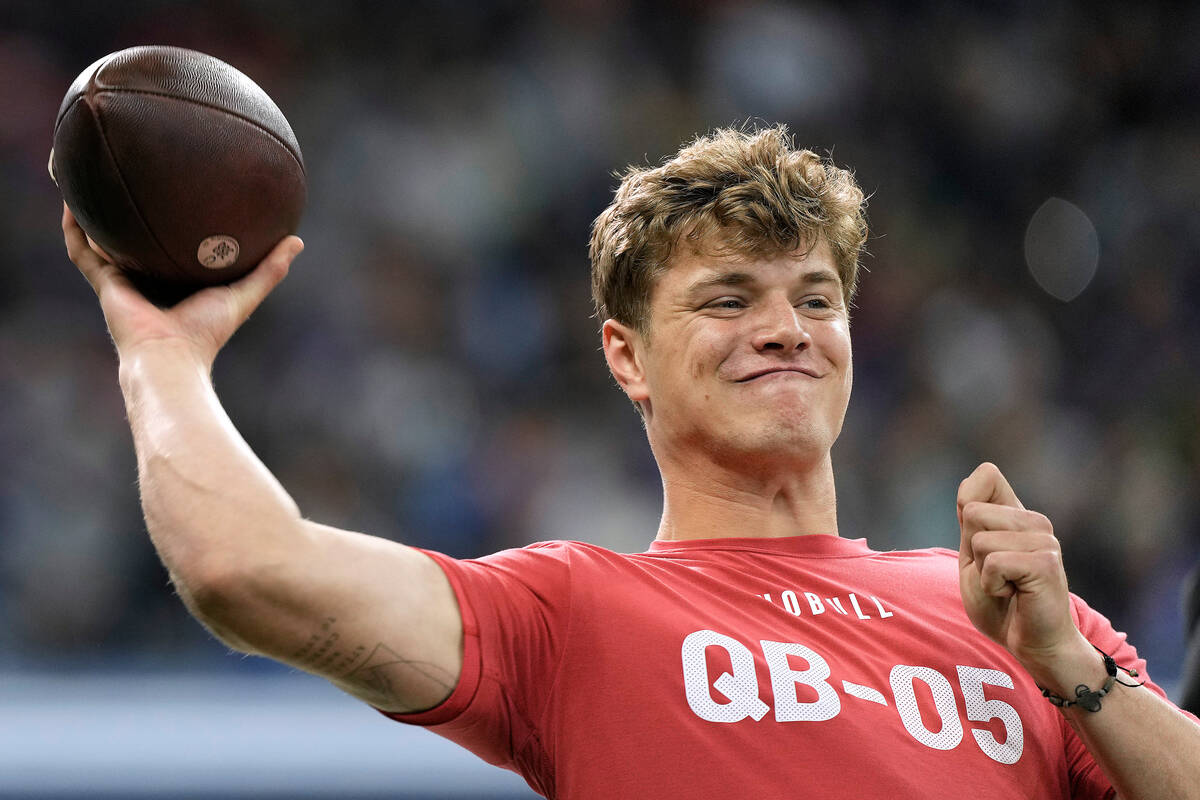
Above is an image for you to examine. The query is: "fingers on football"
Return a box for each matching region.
[86,234,116,264]
[62,203,116,291]
[222,235,303,320]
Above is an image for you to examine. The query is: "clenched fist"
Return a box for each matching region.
[957,462,1097,690]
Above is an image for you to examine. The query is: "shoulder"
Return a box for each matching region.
[869,544,961,573]
[472,539,627,569]
[431,539,638,591]
[873,545,959,560]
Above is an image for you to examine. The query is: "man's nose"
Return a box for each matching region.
[750,295,811,352]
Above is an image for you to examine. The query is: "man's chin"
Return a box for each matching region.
[708,427,833,471]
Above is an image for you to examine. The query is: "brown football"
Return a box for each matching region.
[51,45,306,301]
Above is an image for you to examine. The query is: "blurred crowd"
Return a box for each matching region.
[1,0,1197,692]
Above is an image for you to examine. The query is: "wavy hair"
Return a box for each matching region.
[589,124,868,334]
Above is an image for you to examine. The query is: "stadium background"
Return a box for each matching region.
[1,1,1197,797]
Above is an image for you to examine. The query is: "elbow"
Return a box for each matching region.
[170,551,286,655]
[176,552,247,619]
[142,503,307,652]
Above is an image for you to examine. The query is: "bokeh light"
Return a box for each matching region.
[1024,197,1100,302]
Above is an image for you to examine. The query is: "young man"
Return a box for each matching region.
[64,125,1199,799]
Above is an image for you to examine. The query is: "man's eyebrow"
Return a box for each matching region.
[799,269,842,287]
[684,271,757,295]
[684,269,842,296]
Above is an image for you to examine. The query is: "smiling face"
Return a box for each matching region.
[603,235,853,472]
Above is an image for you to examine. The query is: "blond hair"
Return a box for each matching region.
[589,124,868,333]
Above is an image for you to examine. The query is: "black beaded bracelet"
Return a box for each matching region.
[1038,644,1144,712]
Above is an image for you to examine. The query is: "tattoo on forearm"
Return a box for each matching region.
[290,617,367,675]
[291,618,455,710]
[345,643,456,706]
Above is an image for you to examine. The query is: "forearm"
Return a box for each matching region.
[1026,636,1200,799]
[957,465,1200,798]
[115,339,464,709]
[1074,689,1200,800]
[119,340,303,628]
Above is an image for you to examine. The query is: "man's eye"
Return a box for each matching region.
[800,297,832,310]
[708,298,746,310]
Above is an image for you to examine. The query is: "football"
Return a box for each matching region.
[50,45,306,301]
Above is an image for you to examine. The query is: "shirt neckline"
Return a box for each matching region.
[646,534,876,558]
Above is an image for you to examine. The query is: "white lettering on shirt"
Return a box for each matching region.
[681,630,769,722]
[760,640,841,722]
[805,592,825,615]
[759,588,896,622]
[679,629,1026,765]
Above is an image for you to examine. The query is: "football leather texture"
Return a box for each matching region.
[52,45,306,295]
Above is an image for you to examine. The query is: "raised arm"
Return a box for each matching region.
[63,205,462,713]
[958,462,1200,800]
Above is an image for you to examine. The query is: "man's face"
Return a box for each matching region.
[608,237,853,470]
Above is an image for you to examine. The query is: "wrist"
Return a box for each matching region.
[118,338,213,394]
[1033,641,1145,715]
[1018,632,1107,698]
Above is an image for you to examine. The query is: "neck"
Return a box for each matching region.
[653,449,839,542]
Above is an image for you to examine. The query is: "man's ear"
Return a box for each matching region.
[602,318,650,410]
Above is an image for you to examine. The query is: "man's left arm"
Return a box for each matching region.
[958,462,1200,800]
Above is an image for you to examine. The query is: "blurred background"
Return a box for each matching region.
[2,0,1198,797]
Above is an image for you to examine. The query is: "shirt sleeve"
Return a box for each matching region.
[377,541,574,794]
[1062,593,1200,800]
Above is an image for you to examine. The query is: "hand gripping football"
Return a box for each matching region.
[51,45,306,299]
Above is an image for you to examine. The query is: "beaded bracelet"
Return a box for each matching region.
[1038,644,1144,712]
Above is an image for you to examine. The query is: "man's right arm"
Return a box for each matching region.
[67,206,463,713]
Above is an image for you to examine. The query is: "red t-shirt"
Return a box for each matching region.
[384,535,1179,799]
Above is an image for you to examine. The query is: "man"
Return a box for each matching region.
[64,125,1199,799]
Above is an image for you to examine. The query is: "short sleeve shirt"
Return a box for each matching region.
[384,535,1181,800]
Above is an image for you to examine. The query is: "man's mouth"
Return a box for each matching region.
[736,366,821,382]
